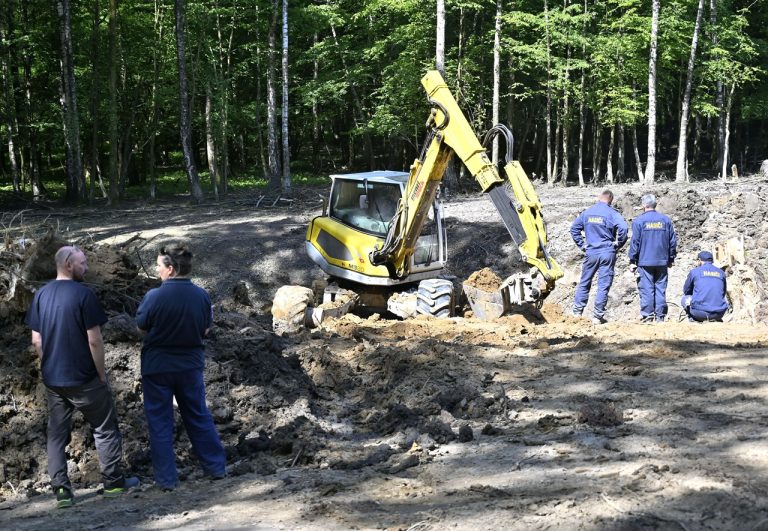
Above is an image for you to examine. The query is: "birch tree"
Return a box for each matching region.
[281,0,290,195]
[644,0,659,184]
[492,0,502,163]
[266,0,281,189]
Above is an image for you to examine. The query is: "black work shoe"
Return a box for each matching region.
[591,316,607,325]
[103,476,140,498]
[640,315,655,323]
[55,487,74,508]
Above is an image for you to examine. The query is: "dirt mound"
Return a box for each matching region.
[465,267,503,290]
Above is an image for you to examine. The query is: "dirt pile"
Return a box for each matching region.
[464,267,503,290]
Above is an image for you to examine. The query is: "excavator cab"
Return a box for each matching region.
[306,170,447,288]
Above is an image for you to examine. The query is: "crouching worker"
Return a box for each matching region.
[135,243,226,490]
[681,250,729,322]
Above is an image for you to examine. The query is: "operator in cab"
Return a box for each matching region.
[570,189,628,324]
[681,250,729,322]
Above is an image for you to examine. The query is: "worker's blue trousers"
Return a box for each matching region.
[574,253,616,318]
[680,295,726,322]
[142,369,226,489]
[637,265,668,320]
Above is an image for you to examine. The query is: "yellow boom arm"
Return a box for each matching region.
[370,70,563,299]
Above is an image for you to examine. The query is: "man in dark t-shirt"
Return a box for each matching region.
[26,246,138,508]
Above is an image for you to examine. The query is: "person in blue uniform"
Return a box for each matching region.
[136,243,226,490]
[628,194,678,322]
[681,250,729,322]
[570,190,628,324]
[26,246,138,508]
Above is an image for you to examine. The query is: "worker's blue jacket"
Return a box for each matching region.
[683,262,729,314]
[570,202,628,256]
[628,210,677,267]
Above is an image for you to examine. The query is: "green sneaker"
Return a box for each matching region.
[103,476,140,498]
[55,487,74,509]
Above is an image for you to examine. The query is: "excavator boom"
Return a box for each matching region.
[371,70,562,301]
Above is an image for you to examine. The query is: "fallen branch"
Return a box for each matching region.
[290,445,304,467]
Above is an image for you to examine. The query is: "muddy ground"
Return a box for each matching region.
[2,178,768,530]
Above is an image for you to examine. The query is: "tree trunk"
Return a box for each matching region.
[711,0,725,173]
[617,124,625,182]
[435,0,458,192]
[675,0,705,182]
[577,0,588,187]
[280,0,290,195]
[20,1,41,198]
[721,82,735,181]
[592,119,602,183]
[148,0,166,200]
[561,80,570,185]
[577,98,586,187]
[252,4,268,179]
[491,0,501,163]
[606,125,614,183]
[56,0,83,203]
[108,0,119,203]
[174,0,203,202]
[552,101,561,183]
[266,0,281,189]
[544,0,553,184]
[205,82,218,199]
[632,126,644,182]
[644,0,660,184]
[0,16,20,193]
[436,0,445,76]
[89,0,106,201]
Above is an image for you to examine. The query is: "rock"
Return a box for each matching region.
[233,281,255,306]
[381,453,420,474]
[760,160,768,177]
[423,419,456,444]
[458,424,474,442]
[416,434,437,450]
[481,423,502,436]
[579,401,624,427]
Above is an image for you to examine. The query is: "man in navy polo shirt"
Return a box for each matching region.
[681,250,729,322]
[628,194,678,322]
[570,189,628,324]
[26,246,138,508]
[136,243,226,490]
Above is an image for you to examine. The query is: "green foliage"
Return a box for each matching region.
[2,0,768,202]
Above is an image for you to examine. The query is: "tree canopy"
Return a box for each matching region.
[0,0,765,202]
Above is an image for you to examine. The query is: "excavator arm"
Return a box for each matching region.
[370,70,563,303]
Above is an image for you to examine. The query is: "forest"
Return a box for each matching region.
[0,0,766,204]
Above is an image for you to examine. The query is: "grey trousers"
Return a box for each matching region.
[46,377,126,491]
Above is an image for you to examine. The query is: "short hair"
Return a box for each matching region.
[159,243,193,276]
[55,245,81,269]
[641,194,657,208]
[600,190,614,203]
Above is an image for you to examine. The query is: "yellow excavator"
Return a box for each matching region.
[272,70,563,333]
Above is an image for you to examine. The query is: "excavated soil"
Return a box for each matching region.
[2,179,768,530]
